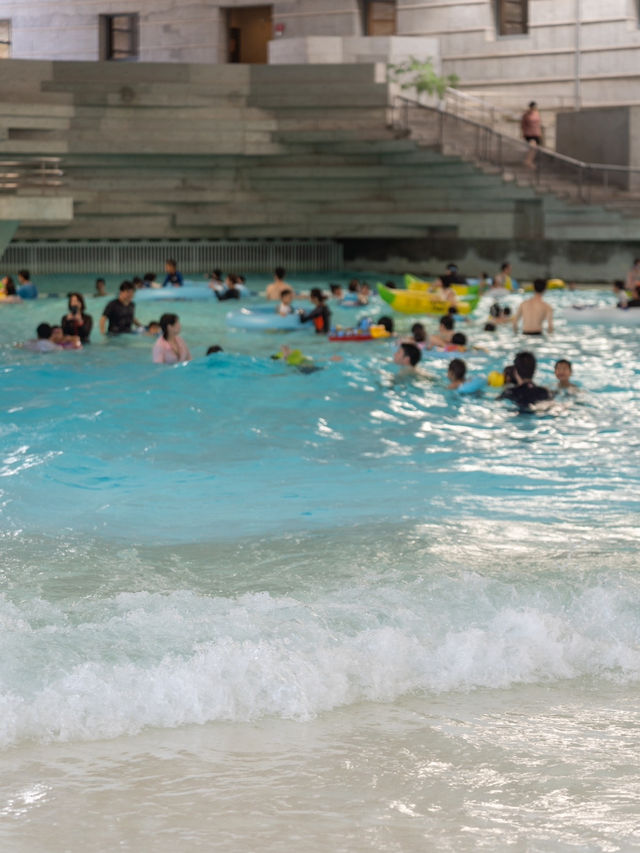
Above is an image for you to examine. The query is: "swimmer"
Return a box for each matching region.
[17,269,38,300]
[100,281,141,335]
[265,267,292,301]
[329,283,344,300]
[493,262,513,290]
[276,288,294,316]
[436,263,465,288]
[271,344,322,374]
[214,276,241,301]
[21,323,63,352]
[393,342,421,378]
[446,332,467,351]
[143,272,161,289]
[94,277,107,297]
[488,304,512,325]
[208,270,225,293]
[434,264,463,308]
[498,351,552,409]
[152,313,192,364]
[408,322,427,349]
[143,321,161,336]
[341,280,360,305]
[428,314,454,348]
[628,287,640,308]
[0,277,21,303]
[162,258,184,288]
[51,325,82,350]
[206,344,224,355]
[554,359,578,393]
[613,280,629,308]
[447,358,467,390]
[358,282,371,305]
[503,364,517,387]
[61,293,93,343]
[298,288,331,333]
[377,316,395,335]
[512,279,553,335]
[625,258,640,294]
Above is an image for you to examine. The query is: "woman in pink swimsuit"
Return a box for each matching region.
[152,313,192,364]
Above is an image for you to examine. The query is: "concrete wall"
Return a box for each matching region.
[3,0,222,63]
[269,35,440,67]
[3,1,640,118]
[0,0,362,63]
[342,237,640,283]
[556,106,640,189]
[556,108,630,168]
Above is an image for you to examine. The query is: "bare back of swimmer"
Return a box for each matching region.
[512,279,553,335]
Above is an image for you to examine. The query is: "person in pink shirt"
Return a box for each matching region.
[152,313,192,364]
[521,101,542,169]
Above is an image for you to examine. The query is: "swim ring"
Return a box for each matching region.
[226,305,310,332]
[560,306,640,326]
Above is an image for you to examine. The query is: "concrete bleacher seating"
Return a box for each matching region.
[0,58,638,257]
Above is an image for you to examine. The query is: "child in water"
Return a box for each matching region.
[445,332,467,351]
[554,359,578,393]
[428,315,454,348]
[447,358,467,389]
[277,289,294,316]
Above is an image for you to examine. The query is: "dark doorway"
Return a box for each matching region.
[226,6,273,64]
[364,1,396,36]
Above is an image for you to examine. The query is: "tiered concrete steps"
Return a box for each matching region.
[1,59,639,246]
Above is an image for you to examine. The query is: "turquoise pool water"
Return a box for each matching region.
[1,278,640,851]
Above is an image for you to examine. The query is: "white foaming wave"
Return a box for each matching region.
[1,581,640,748]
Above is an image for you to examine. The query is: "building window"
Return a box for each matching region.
[364,1,396,36]
[497,0,528,36]
[101,14,139,61]
[0,20,10,58]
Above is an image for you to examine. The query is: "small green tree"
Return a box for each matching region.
[387,57,459,100]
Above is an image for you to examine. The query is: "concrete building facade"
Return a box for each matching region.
[1,1,640,110]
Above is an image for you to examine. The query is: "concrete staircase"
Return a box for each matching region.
[400,100,640,233]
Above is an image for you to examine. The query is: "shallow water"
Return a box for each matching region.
[1,278,640,851]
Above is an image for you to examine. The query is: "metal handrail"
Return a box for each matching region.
[0,156,64,191]
[392,96,640,208]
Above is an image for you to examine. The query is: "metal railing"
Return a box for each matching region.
[0,157,64,191]
[443,88,502,130]
[0,239,344,274]
[392,97,640,207]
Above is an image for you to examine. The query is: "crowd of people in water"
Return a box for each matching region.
[5,255,640,412]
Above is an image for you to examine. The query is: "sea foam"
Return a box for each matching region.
[1,575,639,748]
